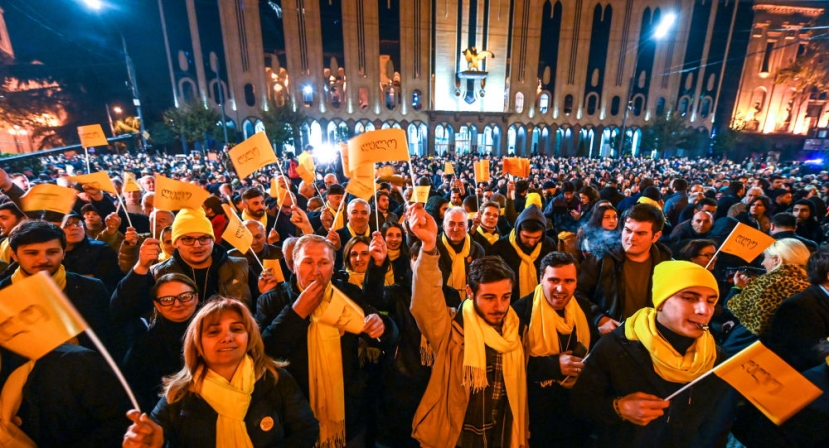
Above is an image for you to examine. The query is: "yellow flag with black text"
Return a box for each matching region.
[474,160,491,182]
[228,132,277,179]
[263,258,285,283]
[719,223,777,263]
[123,171,142,193]
[347,129,409,173]
[412,185,431,203]
[67,170,118,194]
[0,271,87,360]
[221,204,253,254]
[713,341,822,425]
[20,184,77,215]
[77,124,108,148]
[154,175,211,211]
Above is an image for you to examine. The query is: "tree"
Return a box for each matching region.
[638,111,694,158]
[775,13,829,132]
[261,100,305,155]
[162,102,220,153]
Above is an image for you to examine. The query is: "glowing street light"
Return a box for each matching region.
[83,0,103,10]
[113,106,123,114]
[618,12,677,158]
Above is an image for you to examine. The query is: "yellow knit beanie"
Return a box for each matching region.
[525,192,543,210]
[652,260,719,309]
[171,207,215,243]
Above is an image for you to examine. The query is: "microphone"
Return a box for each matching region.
[696,323,710,331]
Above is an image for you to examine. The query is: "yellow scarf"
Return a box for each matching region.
[346,268,366,288]
[476,226,499,245]
[307,283,346,448]
[241,209,268,227]
[0,239,11,264]
[328,203,344,231]
[441,234,470,300]
[508,229,542,298]
[624,308,717,383]
[0,358,36,447]
[12,265,67,290]
[461,299,527,448]
[384,249,400,286]
[197,355,256,448]
[526,285,590,388]
[346,223,369,239]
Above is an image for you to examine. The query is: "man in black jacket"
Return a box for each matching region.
[492,204,557,301]
[770,212,818,252]
[576,204,672,335]
[257,234,397,447]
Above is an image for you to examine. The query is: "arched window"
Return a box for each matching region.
[538,93,550,114]
[586,93,598,116]
[515,93,524,113]
[412,90,423,111]
[610,96,621,116]
[700,97,712,119]
[244,84,256,107]
[564,94,574,115]
[358,88,369,110]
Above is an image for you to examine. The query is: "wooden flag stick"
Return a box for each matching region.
[116,192,134,229]
[373,165,380,232]
[84,326,141,412]
[331,195,345,231]
[665,369,716,401]
[249,247,265,270]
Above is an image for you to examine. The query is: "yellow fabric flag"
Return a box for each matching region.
[296,163,316,185]
[412,185,431,203]
[77,124,108,148]
[719,223,777,263]
[340,142,373,182]
[346,179,376,201]
[298,151,316,173]
[263,258,285,283]
[474,160,491,182]
[347,129,409,173]
[444,162,455,175]
[0,271,86,360]
[154,174,211,211]
[228,131,277,180]
[713,341,822,425]
[123,172,142,193]
[221,204,253,254]
[20,184,77,215]
[269,178,288,206]
[316,286,365,334]
[67,170,118,194]
[503,157,530,178]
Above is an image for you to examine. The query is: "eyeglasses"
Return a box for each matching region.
[155,291,197,307]
[178,235,213,246]
[62,220,83,228]
[696,252,717,259]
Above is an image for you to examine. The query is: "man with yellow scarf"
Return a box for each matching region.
[470,201,507,255]
[258,234,398,447]
[409,203,528,448]
[513,251,597,447]
[572,260,733,447]
[493,204,557,302]
[240,187,274,229]
[436,206,485,301]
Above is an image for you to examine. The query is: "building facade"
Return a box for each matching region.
[161,0,744,157]
[731,3,827,137]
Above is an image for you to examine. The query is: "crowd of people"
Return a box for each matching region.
[0,147,827,447]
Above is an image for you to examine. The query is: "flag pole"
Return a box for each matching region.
[249,247,265,270]
[84,326,141,411]
[705,224,740,270]
[665,369,717,401]
[116,192,134,229]
[331,195,345,231]
[373,163,380,232]
[84,147,91,174]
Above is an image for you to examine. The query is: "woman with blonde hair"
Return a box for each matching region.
[122,297,318,447]
[722,238,811,354]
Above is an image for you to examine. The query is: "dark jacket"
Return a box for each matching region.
[571,327,732,447]
[436,234,485,297]
[1,344,131,448]
[715,193,741,220]
[257,263,398,441]
[512,292,599,447]
[64,236,123,294]
[229,243,283,279]
[664,219,714,254]
[0,271,112,353]
[492,205,557,302]
[763,284,829,372]
[575,242,673,325]
[772,230,818,252]
[599,186,625,208]
[663,191,688,227]
[151,369,319,448]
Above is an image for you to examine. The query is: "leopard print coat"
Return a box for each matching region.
[727,263,810,336]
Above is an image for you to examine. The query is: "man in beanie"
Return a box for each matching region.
[493,204,557,302]
[111,207,254,328]
[572,260,732,447]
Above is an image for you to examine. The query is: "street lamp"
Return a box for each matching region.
[618,12,677,158]
[81,0,147,149]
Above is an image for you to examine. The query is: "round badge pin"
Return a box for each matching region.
[260,416,274,432]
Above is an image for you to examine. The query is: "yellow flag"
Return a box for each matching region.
[228,131,277,179]
[221,204,253,254]
[503,157,530,178]
[263,258,285,283]
[444,161,455,175]
[298,150,316,172]
[67,170,117,194]
[719,223,777,263]
[474,160,491,182]
[77,124,108,148]
[269,178,291,206]
[296,163,316,185]
[0,271,87,360]
[123,172,142,193]
[714,341,823,425]
[412,185,431,203]
[347,128,409,173]
[316,286,366,334]
[346,178,376,201]
[20,184,77,214]
[154,175,211,211]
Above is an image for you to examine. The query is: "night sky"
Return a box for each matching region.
[2,0,173,123]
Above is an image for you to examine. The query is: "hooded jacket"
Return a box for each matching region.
[492,205,558,301]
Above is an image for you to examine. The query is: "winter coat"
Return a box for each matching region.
[764,284,829,372]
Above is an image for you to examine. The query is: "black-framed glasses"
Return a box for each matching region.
[178,235,213,246]
[155,291,197,307]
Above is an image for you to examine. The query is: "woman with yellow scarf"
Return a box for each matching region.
[572,260,733,447]
[122,297,319,447]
